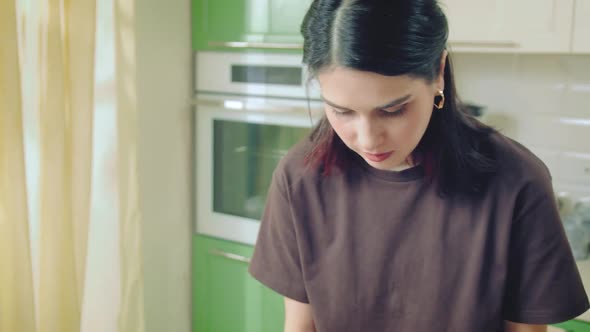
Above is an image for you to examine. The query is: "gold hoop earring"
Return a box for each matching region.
[434,90,445,110]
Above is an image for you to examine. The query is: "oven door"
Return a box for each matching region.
[195,100,317,245]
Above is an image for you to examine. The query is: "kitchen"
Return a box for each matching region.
[133,0,590,331]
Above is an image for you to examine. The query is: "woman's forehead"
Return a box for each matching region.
[317,66,427,108]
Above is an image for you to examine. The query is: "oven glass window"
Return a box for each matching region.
[231,65,303,86]
[213,120,310,220]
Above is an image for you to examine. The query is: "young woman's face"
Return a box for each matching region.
[318,66,443,171]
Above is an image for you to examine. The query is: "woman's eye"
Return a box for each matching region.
[328,105,407,117]
[330,107,351,116]
[381,106,407,117]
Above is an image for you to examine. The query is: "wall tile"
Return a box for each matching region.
[452,53,590,193]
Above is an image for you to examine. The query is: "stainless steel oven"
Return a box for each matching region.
[194,51,321,245]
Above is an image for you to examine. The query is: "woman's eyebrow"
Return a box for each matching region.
[376,94,412,109]
[321,94,412,111]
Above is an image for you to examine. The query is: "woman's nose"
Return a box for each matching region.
[356,118,383,152]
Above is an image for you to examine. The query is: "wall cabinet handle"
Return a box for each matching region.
[210,40,518,50]
[210,249,252,264]
[208,41,303,50]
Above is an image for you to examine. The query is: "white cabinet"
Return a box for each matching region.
[441,0,513,45]
[573,0,590,53]
[440,0,575,53]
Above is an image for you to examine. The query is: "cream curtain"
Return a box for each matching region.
[0,0,144,330]
[0,1,37,331]
[115,0,145,330]
[38,0,96,330]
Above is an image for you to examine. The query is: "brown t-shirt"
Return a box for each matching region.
[249,133,589,332]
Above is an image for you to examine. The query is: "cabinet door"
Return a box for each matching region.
[192,0,244,51]
[441,0,513,44]
[573,0,590,53]
[440,0,574,53]
[193,235,284,332]
[552,319,590,331]
[192,0,311,51]
[514,0,574,53]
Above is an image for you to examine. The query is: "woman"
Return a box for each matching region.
[249,0,589,331]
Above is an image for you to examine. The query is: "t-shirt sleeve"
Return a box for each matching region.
[248,168,309,303]
[502,169,589,324]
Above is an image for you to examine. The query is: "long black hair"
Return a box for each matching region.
[302,0,498,198]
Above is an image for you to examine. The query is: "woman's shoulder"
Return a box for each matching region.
[488,132,553,187]
[273,138,323,191]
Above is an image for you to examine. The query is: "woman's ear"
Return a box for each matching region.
[436,50,448,92]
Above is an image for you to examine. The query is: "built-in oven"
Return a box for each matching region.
[194,51,321,245]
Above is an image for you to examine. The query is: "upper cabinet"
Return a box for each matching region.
[440,0,575,53]
[192,0,585,54]
[573,0,590,53]
[192,0,312,52]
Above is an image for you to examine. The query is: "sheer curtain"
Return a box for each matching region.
[0,0,144,331]
[0,1,36,331]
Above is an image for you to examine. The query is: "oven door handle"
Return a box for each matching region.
[210,249,252,264]
[208,41,303,50]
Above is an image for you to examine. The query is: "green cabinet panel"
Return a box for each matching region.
[192,0,312,51]
[553,319,590,332]
[193,235,284,332]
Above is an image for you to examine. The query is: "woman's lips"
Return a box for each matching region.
[363,151,394,162]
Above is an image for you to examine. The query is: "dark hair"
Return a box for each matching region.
[302,0,498,198]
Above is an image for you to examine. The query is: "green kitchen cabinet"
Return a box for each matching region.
[553,319,590,331]
[193,235,284,332]
[192,0,312,51]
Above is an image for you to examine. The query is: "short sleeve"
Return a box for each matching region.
[502,170,589,324]
[248,169,309,303]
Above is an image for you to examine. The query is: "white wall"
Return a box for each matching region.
[136,0,193,331]
[452,54,590,197]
